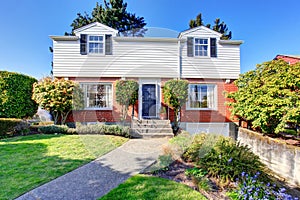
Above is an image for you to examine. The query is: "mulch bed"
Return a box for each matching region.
[143,159,300,200]
[143,159,230,200]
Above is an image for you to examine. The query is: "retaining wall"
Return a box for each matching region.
[238,128,300,187]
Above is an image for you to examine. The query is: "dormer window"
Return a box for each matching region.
[88,35,104,54]
[187,37,217,58]
[195,38,208,56]
[80,34,112,55]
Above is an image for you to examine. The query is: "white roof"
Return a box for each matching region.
[178,26,223,38]
[73,22,118,34]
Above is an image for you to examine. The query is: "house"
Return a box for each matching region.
[50,22,243,136]
[274,54,300,64]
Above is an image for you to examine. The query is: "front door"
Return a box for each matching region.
[142,84,157,118]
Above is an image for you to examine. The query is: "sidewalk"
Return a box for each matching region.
[16,138,169,200]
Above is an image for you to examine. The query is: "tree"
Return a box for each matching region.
[212,18,232,40]
[32,78,84,125]
[115,80,138,122]
[66,0,147,36]
[0,71,38,118]
[189,13,232,40]
[163,79,189,134]
[227,60,300,134]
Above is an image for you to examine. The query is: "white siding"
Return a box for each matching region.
[52,24,241,79]
[52,39,179,78]
[180,28,241,79]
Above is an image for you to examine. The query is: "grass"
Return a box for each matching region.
[99,174,207,200]
[0,134,128,200]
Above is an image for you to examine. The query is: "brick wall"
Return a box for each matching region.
[66,77,238,123]
[180,78,237,123]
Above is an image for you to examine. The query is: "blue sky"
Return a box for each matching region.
[1,0,300,79]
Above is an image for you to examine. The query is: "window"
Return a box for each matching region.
[187,37,217,58]
[81,83,113,109]
[80,34,113,55]
[187,84,216,109]
[88,35,104,54]
[195,38,208,56]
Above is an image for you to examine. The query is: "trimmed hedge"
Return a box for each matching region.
[76,124,130,137]
[0,71,38,118]
[0,118,30,138]
[37,124,130,138]
[38,125,69,134]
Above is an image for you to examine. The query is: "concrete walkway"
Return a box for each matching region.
[16,138,169,200]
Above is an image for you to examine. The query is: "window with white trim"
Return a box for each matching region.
[81,83,113,109]
[187,84,216,109]
[88,35,104,54]
[195,38,208,56]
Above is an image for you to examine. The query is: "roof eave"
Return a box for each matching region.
[49,36,79,41]
[114,37,186,43]
[219,40,243,45]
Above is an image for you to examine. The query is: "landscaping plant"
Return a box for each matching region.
[32,77,84,125]
[162,79,189,134]
[227,59,300,134]
[0,71,38,118]
[182,133,264,186]
[228,172,299,200]
[115,80,138,122]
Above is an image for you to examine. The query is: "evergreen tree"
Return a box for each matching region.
[66,0,146,36]
[188,13,232,40]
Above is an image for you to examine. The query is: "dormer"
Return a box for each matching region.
[179,26,222,58]
[74,22,118,55]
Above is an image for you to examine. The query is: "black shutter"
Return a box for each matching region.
[105,35,112,55]
[210,38,217,57]
[187,37,194,57]
[80,34,87,55]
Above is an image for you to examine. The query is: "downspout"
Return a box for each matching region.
[178,40,181,79]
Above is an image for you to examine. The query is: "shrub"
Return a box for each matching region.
[182,133,264,186]
[163,79,189,134]
[183,133,218,162]
[38,125,69,134]
[0,118,30,138]
[76,124,130,137]
[227,60,300,134]
[0,71,38,118]
[115,80,138,121]
[198,137,264,186]
[32,78,84,125]
[228,172,299,200]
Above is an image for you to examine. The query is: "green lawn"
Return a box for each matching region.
[0,134,128,200]
[100,174,207,200]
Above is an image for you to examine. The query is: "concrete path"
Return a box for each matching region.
[16,138,169,200]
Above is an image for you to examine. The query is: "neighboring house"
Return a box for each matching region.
[274,54,300,64]
[50,22,243,136]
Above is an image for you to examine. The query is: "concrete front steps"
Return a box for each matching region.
[130,119,174,138]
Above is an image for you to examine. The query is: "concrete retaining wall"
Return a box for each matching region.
[238,128,300,187]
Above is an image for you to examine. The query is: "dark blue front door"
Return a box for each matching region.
[142,84,156,118]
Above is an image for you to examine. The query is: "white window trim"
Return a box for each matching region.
[194,38,209,57]
[81,82,113,110]
[88,35,105,55]
[186,84,217,110]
